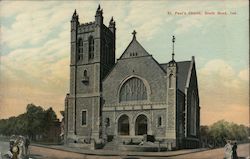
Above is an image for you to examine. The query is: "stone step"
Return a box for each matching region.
[103,140,118,150]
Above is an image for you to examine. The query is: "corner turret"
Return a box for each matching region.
[109,16,116,33]
[70,9,79,65]
[95,4,103,25]
[71,9,79,22]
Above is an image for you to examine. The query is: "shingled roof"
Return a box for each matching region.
[160,61,192,93]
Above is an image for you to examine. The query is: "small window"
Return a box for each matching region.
[81,110,87,126]
[82,70,89,83]
[105,118,110,127]
[84,70,87,77]
[158,117,162,127]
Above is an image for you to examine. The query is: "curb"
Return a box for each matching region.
[31,143,209,157]
[31,143,120,156]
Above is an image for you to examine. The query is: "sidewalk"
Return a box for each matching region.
[31,143,209,157]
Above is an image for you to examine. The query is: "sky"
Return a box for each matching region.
[0,0,249,126]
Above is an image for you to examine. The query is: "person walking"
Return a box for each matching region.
[24,136,30,156]
[224,140,232,159]
[232,142,238,159]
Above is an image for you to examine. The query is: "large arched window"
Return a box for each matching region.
[119,77,147,102]
[88,36,94,59]
[78,38,83,61]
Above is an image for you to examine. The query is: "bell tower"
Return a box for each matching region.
[166,36,178,149]
[65,6,116,143]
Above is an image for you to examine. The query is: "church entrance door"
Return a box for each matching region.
[118,115,129,135]
[135,114,147,135]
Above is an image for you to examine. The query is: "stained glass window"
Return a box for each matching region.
[119,77,147,102]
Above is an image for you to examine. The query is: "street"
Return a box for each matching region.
[0,141,249,159]
[170,143,250,159]
[145,144,250,159]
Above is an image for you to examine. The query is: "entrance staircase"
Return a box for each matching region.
[103,140,117,150]
[103,136,119,150]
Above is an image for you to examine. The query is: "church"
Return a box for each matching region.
[64,5,200,150]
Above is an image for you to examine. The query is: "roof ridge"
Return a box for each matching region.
[118,37,150,60]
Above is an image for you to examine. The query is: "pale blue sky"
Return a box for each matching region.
[0,1,249,125]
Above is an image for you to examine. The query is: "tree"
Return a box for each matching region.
[201,120,249,148]
[26,103,46,139]
[0,103,59,141]
[43,107,58,137]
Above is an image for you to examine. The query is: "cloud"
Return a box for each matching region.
[124,1,174,41]
[198,59,249,125]
[172,0,248,34]
[238,69,249,81]
[199,59,235,86]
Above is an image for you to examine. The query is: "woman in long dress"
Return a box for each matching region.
[224,140,232,159]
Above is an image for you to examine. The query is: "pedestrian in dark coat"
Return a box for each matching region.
[232,142,238,159]
[25,137,30,156]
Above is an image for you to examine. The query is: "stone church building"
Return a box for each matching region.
[64,6,200,149]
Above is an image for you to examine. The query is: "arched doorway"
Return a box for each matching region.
[118,115,129,135]
[135,114,148,135]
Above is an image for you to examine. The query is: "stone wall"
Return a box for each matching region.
[102,106,167,137]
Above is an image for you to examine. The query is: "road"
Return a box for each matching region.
[170,143,249,159]
[144,144,250,159]
[0,141,249,159]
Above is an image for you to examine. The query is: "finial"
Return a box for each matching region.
[109,16,114,24]
[172,35,175,61]
[72,9,78,20]
[132,30,137,39]
[72,9,77,17]
[97,4,101,11]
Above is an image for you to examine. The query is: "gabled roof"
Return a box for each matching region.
[119,36,150,59]
[106,32,194,94]
[117,35,166,73]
